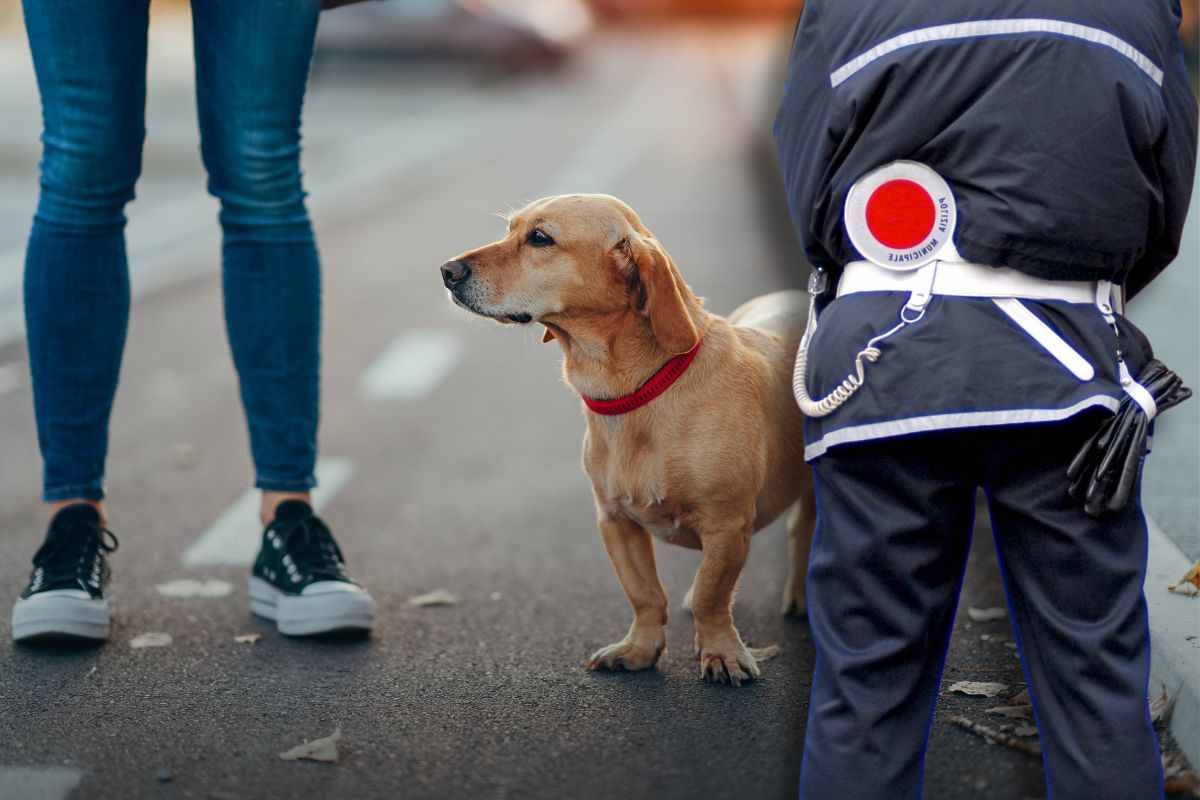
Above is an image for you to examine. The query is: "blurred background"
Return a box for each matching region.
[0,3,1197,798]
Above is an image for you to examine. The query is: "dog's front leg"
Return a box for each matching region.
[691,519,758,686]
[585,515,668,673]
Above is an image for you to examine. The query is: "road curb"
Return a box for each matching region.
[1145,515,1200,767]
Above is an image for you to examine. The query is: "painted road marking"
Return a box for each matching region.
[181,458,354,567]
[0,767,83,800]
[155,578,234,598]
[360,330,463,401]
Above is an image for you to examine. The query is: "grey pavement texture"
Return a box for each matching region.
[1147,518,1200,773]
[0,15,1194,800]
[1134,166,1200,563]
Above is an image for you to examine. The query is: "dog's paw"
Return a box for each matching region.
[695,633,761,687]
[585,634,665,673]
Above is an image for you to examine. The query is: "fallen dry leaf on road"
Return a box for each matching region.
[409,589,460,607]
[966,606,1007,622]
[1168,561,1200,597]
[130,633,172,649]
[748,644,781,662]
[948,681,1008,698]
[1162,773,1200,797]
[985,704,1033,720]
[234,634,262,645]
[1163,750,1200,797]
[950,716,1041,757]
[156,579,233,599]
[279,727,341,764]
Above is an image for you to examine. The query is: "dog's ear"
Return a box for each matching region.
[614,235,699,355]
[541,326,556,344]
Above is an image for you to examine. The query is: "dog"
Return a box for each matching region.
[441,194,814,685]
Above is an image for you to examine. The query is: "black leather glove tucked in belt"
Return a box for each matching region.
[1068,359,1192,517]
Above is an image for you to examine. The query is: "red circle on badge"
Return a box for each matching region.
[865,179,936,250]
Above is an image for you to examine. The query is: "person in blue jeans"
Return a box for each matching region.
[10,0,377,643]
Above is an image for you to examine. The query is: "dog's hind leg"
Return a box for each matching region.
[585,515,669,673]
[781,492,816,617]
[681,574,697,614]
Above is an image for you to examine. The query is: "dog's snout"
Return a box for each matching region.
[441,259,471,289]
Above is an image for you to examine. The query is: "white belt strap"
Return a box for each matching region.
[901,261,937,319]
[992,298,1095,381]
[839,258,1100,382]
[794,258,1138,419]
[838,259,1097,303]
[1095,279,1117,323]
[1095,279,1154,417]
[1120,361,1158,420]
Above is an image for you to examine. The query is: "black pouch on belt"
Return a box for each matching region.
[1067,359,1192,517]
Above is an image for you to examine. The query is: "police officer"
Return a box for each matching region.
[774,1,1197,798]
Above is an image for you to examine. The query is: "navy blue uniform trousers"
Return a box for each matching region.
[799,414,1163,799]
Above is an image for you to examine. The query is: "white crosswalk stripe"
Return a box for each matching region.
[360,330,463,401]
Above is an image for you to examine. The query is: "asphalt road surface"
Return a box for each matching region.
[0,21,1183,800]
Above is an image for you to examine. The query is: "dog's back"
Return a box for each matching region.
[728,289,808,347]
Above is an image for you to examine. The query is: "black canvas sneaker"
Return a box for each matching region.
[11,504,117,642]
[249,500,375,636]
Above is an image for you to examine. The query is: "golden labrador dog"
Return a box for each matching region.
[441,194,814,685]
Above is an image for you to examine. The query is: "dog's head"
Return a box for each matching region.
[441,194,699,355]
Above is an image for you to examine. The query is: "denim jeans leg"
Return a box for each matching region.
[192,0,323,493]
[20,0,150,502]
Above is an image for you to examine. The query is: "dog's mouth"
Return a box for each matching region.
[448,289,534,325]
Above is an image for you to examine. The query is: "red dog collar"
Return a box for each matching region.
[583,340,703,416]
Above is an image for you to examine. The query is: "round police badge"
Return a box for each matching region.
[844,161,957,270]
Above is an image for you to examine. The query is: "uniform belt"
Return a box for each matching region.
[838,259,1102,305]
[830,257,1121,384]
[794,253,1129,418]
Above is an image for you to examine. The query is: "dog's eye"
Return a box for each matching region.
[527,229,555,248]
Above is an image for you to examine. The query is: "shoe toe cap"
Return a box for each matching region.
[300,580,367,597]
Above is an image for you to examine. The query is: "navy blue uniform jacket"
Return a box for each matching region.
[774,0,1197,298]
[773,0,1197,460]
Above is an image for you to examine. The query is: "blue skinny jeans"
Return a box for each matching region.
[22,0,324,501]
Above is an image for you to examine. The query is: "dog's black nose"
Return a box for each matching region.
[441,260,471,289]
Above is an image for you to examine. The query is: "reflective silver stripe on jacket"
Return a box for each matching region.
[830,19,1165,88]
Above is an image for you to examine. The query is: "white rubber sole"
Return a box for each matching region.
[11,591,110,642]
[249,576,375,636]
